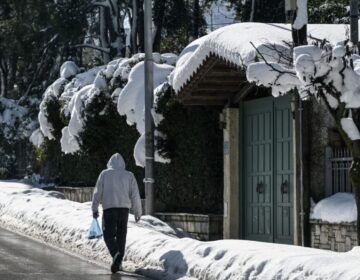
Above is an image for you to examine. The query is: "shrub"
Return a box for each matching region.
[155,87,223,214]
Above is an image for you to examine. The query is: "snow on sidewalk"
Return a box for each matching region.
[1,180,360,280]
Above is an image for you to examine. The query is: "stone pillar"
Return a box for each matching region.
[223,108,240,239]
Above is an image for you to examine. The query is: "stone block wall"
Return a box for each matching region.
[55,186,94,203]
[54,187,146,214]
[49,187,223,241]
[156,213,223,241]
[311,219,357,252]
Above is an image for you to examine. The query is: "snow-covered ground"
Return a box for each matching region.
[1,181,360,280]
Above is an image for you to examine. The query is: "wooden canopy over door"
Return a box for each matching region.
[176,54,255,106]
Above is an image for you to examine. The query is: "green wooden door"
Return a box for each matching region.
[274,96,293,244]
[242,96,293,244]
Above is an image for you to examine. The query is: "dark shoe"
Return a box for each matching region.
[111,252,121,273]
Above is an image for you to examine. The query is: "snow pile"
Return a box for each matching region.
[170,22,351,93]
[60,61,80,79]
[311,193,357,223]
[1,181,360,280]
[38,54,177,166]
[29,128,45,147]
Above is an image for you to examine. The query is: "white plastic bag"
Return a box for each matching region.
[86,218,103,240]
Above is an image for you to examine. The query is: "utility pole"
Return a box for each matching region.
[350,0,359,46]
[144,0,155,215]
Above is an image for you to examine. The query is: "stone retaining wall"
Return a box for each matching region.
[155,212,223,241]
[55,186,94,203]
[310,219,357,252]
[49,187,223,241]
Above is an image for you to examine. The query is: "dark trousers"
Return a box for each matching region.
[102,208,129,262]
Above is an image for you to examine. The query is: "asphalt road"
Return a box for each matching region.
[0,226,149,280]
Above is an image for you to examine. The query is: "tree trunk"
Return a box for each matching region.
[107,0,126,58]
[137,0,145,52]
[131,0,138,54]
[292,23,307,46]
[153,0,166,52]
[0,56,8,98]
[100,6,111,63]
[250,0,256,22]
[7,55,17,98]
[193,0,200,39]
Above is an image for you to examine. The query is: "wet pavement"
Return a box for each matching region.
[0,227,149,280]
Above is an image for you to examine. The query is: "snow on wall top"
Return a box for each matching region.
[311,192,357,223]
[170,22,351,93]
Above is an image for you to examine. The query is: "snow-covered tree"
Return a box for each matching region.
[246,1,360,241]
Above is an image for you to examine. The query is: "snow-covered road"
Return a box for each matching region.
[1,180,360,280]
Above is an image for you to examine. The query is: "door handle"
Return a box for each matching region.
[281,180,288,194]
[256,182,264,194]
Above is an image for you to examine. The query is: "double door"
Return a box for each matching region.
[242,96,293,244]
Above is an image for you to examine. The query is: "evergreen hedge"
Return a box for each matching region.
[155,87,223,214]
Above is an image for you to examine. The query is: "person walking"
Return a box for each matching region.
[92,153,142,273]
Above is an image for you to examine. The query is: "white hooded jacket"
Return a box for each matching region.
[91,153,142,217]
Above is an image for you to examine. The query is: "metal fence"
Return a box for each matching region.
[325,146,353,196]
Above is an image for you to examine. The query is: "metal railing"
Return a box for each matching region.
[325,146,353,196]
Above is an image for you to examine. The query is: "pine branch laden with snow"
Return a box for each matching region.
[247,39,360,142]
[117,60,174,167]
[38,52,178,167]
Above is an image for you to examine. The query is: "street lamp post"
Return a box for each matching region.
[144,0,155,215]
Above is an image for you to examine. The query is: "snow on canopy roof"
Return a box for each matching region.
[170,22,352,93]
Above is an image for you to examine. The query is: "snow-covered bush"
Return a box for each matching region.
[36,53,176,185]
